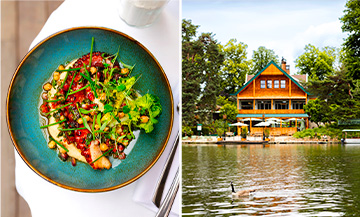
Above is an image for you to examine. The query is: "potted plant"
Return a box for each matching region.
[264,128,270,141]
[241,127,247,141]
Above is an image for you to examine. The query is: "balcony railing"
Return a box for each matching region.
[238,109,305,114]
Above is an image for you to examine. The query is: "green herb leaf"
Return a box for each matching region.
[49,136,69,152]
[123,105,130,114]
[104,104,113,113]
[40,119,66,129]
[44,99,62,103]
[79,108,93,114]
[59,127,87,131]
[45,103,72,116]
[116,84,126,92]
[65,71,79,99]
[67,84,90,96]
[90,148,112,165]
[88,37,94,67]
[56,68,82,72]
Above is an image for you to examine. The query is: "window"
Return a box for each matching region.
[281,80,286,88]
[257,100,271,110]
[292,100,305,110]
[274,80,279,88]
[267,80,272,88]
[260,80,265,89]
[274,100,289,109]
[240,100,253,110]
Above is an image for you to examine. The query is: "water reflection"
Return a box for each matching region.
[182,144,360,216]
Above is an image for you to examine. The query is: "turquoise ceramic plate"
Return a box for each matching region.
[7,27,173,192]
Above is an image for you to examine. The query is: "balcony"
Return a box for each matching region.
[238,109,305,114]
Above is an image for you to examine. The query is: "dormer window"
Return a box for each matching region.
[260,80,265,89]
[281,80,286,88]
[267,80,272,88]
[274,80,279,88]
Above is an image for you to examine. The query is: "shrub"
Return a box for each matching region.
[241,127,247,138]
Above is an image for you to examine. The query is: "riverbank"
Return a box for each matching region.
[182,135,340,145]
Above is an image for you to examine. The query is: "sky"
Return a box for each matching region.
[182,0,347,74]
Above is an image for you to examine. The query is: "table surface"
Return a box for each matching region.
[2,2,64,217]
[9,0,180,216]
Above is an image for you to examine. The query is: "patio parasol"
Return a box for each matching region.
[266,118,282,122]
[230,122,249,126]
[254,121,271,127]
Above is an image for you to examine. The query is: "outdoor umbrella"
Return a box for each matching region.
[255,121,271,127]
[230,122,249,126]
[266,118,282,122]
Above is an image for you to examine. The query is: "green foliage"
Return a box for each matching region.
[250,46,279,74]
[304,99,330,126]
[293,127,342,140]
[182,19,202,126]
[295,44,337,81]
[182,19,224,126]
[241,127,247,138]
[182,126,194,137]
[304,71,360,124]
[219,39,251,95]
[340,0,360,79]
[210,119,227,137]
[264,128,270,138]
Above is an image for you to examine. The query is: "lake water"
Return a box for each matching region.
[182,144,360,216]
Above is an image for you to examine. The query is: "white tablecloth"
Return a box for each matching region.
[14,0,180,216]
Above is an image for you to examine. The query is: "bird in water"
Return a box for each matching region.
[230,181,255,198]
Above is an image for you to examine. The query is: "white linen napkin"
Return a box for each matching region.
[15,0,180,216]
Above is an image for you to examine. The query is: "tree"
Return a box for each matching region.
[182,19,224,126]
[196,33,224,125]
[295,44,337,81]
[340,0,360,79]
[182,19,202,126]
[217,96,238,122]
[250,46,279,74]
[218,39,251,95]
[304,99,330,127]
[304,71,360,124]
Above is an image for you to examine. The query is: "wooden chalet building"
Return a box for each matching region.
[231,59,311,136]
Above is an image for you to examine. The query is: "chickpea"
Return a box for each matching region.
[48,141,56,149]
[43,83,52,91]
[121,68,129,75]
[84,115,91,122]
[140,115,149,123]
[118,112,125,119]
[42,92,48,100]
[90,111,97,116]
[77,118,83,124]
[58,65,65,71]
[90,67,97,74]
[104,127,109,132]
[100,143,108,151]
[116,127,123,135]
[100,93,106,101]
[60,115,65,121]
[122,140,129,146]
[95,124,100,130]
[59,146,67,154]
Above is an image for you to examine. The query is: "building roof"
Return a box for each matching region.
[236,114,309,118]
[232,61,310,96]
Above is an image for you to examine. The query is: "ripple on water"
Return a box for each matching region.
[182,144,360,216]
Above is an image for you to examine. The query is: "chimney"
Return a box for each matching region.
[281,57,290,74]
